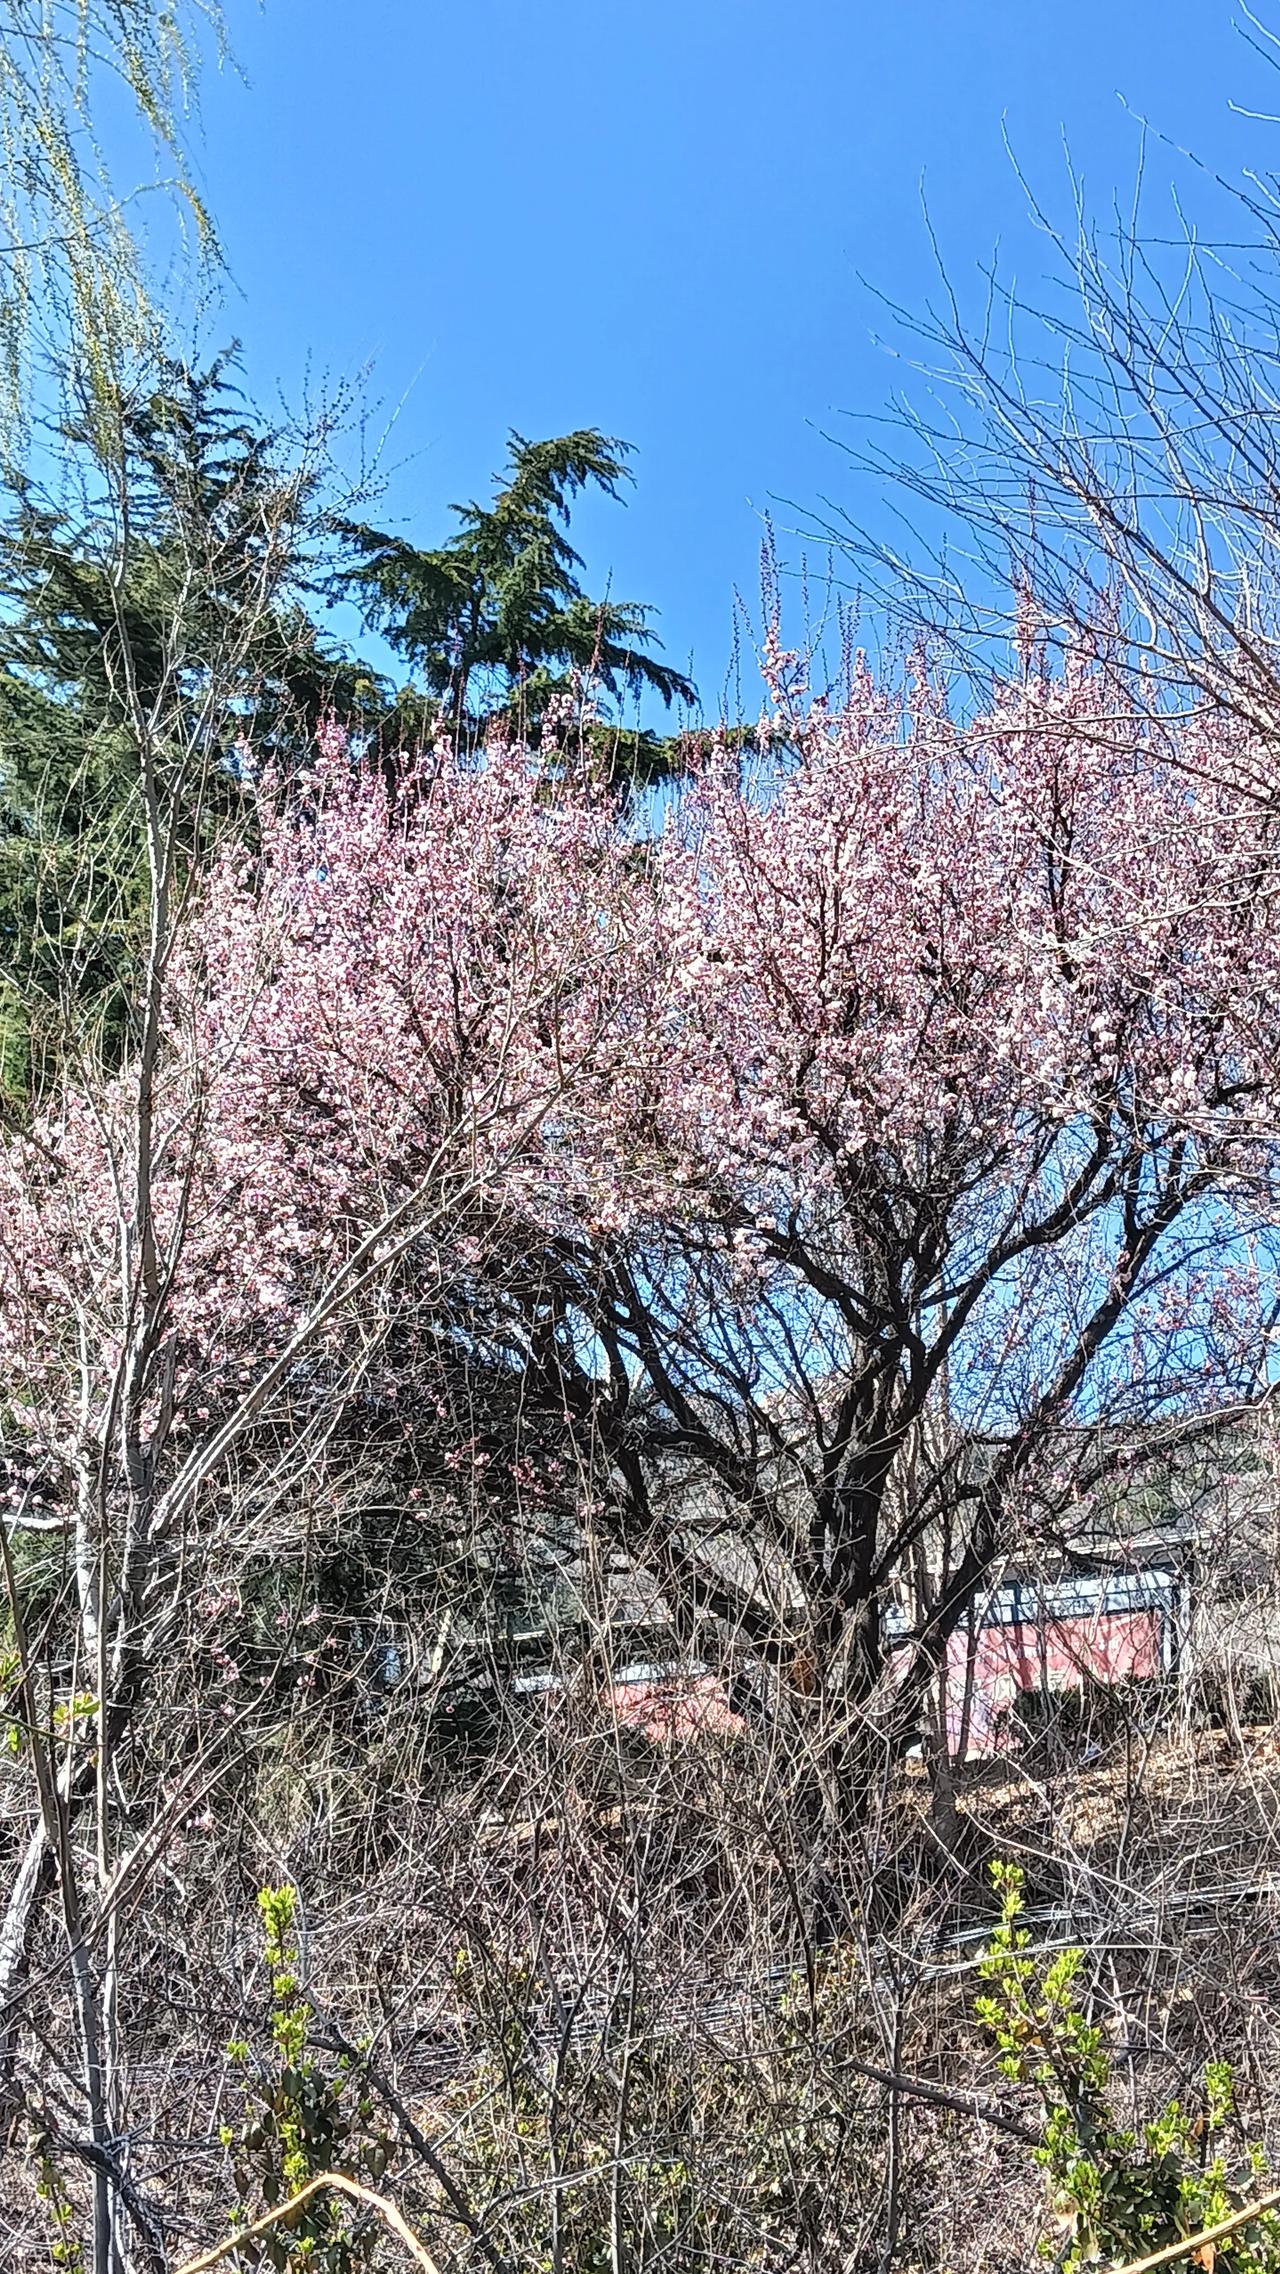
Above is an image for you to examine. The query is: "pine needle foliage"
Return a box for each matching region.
[334,429,698,777]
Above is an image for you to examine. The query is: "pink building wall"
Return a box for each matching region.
[600,1591,1170,1755]
[942,1607,1163,1756]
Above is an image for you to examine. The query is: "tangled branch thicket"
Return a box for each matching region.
[20,47,1280,2270]
[8,557,1280,2268]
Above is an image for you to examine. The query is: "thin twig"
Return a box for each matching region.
[173,2171,443,2274]
[836,2054,1044,2146]
[1110,2189,1280,2274]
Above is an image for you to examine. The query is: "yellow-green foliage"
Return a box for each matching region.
[223,1885,391,2274]
[978,1862,1280,2272]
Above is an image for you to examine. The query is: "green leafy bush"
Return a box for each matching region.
[223,1886,392,2273]
[977,1862,1280,2273]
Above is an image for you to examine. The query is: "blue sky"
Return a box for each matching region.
[182,0,1267,718]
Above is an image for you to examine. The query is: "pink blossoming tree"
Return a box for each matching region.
[0,723,645,2247]
[4,650,1280,2249]
[485,649,1280,1881]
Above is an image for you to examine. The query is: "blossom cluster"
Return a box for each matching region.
[2,665,1277,1501]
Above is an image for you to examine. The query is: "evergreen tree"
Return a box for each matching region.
[333,429,697,777]
[0,395,698,1106]
[0,352,384,1101]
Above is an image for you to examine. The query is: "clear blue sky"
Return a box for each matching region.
[185,0,1265,716]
